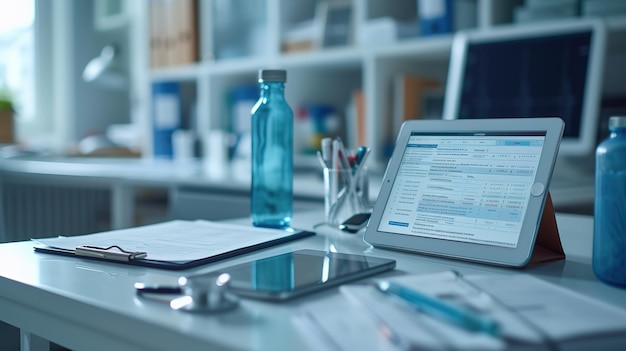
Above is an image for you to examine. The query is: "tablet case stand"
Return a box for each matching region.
[526,192,566,267]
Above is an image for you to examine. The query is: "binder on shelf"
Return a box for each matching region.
[167,0,199,65]
[33,220,315,271]
[417,0,477,35]
[344,90,366,151]
[175,0,199,65]
[418,0,454,36]
[164,0,178,66]
[152,81,181,158]
[352,90,366,149]
[392,74,440,139]
[149,0,164,68]
[149,0,198,67]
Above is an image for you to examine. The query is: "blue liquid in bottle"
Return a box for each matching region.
[250,70,293,228]
[593,116,626,287]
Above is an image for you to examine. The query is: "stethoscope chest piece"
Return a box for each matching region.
[169,273,239,313]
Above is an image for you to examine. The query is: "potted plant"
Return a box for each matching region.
[0,89,14,144]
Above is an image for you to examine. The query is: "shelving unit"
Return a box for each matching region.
[128,0,626,169]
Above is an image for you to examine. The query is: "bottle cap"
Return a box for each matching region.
[259,70,286,83]
[609,116,626,129]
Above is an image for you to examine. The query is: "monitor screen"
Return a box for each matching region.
[443,21,606,156]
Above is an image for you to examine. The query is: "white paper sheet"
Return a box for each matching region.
[466,274,626,342]
[34,220,299,261]
[294,271,626,351]
[340,284,505,351]
[292,294,401,351]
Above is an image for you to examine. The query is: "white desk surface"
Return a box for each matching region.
[0,210,624,351]
[0,156,589,207]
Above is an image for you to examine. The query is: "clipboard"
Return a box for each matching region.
[33,220,315,271]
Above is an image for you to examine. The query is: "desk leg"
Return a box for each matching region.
[112,182,134,230]
[20,330,50,351]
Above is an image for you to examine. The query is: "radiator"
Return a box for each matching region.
[1,179,111,242]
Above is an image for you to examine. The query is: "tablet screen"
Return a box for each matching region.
[222,250,396,300]
[377,131,546,249]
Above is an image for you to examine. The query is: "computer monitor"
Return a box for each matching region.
[443,20,606,156]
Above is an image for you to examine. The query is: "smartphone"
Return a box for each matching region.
[338,213,371,233]
[219,249,395,301]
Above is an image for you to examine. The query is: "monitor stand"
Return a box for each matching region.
[548,154,596,212]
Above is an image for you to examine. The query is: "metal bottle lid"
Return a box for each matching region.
[259,69,286,83]
[609,116,626,129]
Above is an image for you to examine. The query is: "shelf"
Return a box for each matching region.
[150,48,367,81]
[137,0,626,166]
[606,15,626,31]
[373,35,453,59]
[151,62,206,82]
[280,47,363,69]
[206,57,272,76]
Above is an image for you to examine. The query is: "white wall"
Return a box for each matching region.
[19,0,130,153]
[72,0,130,141]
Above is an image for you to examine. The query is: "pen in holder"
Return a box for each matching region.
[323,154,370,227]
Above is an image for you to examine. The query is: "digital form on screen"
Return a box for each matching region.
[378,131,546,248]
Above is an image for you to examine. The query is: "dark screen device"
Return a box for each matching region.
[220,249,395,301]
[338,212,372,233]
[442,20,605,157]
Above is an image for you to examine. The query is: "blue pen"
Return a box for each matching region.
[355,146,368,165]
[377,281,500,337]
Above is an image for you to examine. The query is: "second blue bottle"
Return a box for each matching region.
[250,69,293,228]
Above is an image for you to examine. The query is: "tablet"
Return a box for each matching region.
[221,249,396,301]
[364,118,564,267]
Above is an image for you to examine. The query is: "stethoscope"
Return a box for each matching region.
[135,273,239,313]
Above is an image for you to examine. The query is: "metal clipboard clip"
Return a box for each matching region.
[75,245,147,261]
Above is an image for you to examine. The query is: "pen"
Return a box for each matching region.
[377,281,500,337]
[316,150,327,169]
[134,282,183,295]
[355,146,368,165]
[353,147,370,175]
[335,138,352,172]
[321,137,332,168]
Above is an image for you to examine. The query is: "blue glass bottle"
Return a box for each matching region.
[250,70,293,228]
[593,116,626,286]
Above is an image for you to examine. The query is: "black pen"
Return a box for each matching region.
[134,282,182,295]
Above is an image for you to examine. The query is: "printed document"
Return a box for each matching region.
[34,220,298,261]
[294,271,626,350]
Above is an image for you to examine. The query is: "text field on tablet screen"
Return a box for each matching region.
[378,131,546,248]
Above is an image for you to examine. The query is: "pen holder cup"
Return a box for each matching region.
[324,167,370,227]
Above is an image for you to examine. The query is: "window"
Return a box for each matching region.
[0,0,35,126]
